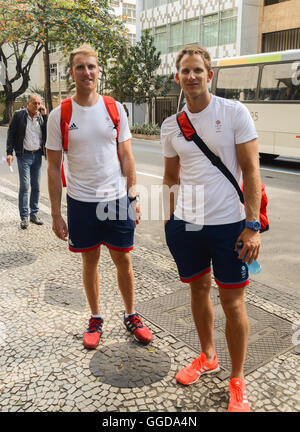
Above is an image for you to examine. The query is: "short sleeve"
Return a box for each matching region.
[233,102,258,145]
[46,106,63,151]
[161,116,178,158]
[117,102,132,143]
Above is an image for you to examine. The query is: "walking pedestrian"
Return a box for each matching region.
[6,94,47,229]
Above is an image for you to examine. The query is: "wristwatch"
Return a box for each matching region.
[245,220,261,231]
[128,194,140,203]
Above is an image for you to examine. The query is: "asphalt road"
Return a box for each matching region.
[1,127,299,298]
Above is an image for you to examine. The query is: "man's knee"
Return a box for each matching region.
[110,250,131,268]
[82,247,100,267]
[219,289,247,320]
[190,273,211,295]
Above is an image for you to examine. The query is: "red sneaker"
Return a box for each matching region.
[228,378,250,412]
[176,352,220,385]
[123,313,153,345]
[83,316,103,349]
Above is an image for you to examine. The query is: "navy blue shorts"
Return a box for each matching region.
[165,215,249,289]
[67,194,134,253]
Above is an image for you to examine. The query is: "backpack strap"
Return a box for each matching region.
[60,97,72,187]
[60,97,72,152]
[176,110,245,204]
[103,95,120,142]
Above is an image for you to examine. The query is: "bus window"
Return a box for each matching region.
[259,62,300,101]
[215,66,259,101]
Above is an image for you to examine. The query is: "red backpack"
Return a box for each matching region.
[60,95,120,187]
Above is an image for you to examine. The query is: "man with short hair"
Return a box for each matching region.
[6,94,47,229]
[46,44,152,349]
[162,45,261,412]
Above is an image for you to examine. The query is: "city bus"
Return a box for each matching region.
[177,50,300,161]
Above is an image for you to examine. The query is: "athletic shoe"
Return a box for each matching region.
[176,352,220,385]
[123,312,153,345]
[228,377,250,412]
[83,316,103,349]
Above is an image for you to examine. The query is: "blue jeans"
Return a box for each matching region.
[17,150,42,219]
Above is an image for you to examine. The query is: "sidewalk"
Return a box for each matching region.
[0,177,299,413]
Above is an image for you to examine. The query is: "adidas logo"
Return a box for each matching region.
[177,131,184,138]
[69,122,78,130]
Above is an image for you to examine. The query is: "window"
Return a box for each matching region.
[123,4,136,24]
[142,0,154,9]
[169,22,183,53]
[50,63,57,81]
[220,9,237,45]
[259,63,300,101]
[49,43,57,54]
[154,26,167,54]
[216,66,259,101]
[262,28,300,52]
[184,18,200,45]
[154,0,168,6]
[127,33,136,46]
[203,14,218,47]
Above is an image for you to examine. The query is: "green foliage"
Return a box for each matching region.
[106,30,174,107]
[130,123,160,136]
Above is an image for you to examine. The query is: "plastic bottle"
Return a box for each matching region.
[236,241,261,275]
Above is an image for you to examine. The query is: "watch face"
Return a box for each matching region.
[254,221,260,229]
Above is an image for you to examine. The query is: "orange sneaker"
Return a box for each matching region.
[176,352,220,385]
[228,378,250,412]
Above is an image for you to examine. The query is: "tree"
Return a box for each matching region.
[106,30,174,123]
[0,0,126,123]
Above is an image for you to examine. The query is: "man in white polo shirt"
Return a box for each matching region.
[162,45,261,412]
[46,44,153,350]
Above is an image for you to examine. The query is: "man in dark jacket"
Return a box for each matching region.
[6,94,47,229]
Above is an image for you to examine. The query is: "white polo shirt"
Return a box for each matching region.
[46,96,132,202]
[23,110,42,151]
[161,95,258,225]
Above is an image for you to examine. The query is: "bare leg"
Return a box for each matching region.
[219,287,249,379]
[81,247,101,315]
[190,272,216,361]
[109,249,135,315]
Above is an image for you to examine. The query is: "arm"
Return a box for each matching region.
[47,149,68,241]
[236,138,261,264]
[118,139,140,226]
[163,155,180,224]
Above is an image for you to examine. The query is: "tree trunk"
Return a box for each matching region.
[2,97,14,124]
[148,98,152,124]
[43,41,53,113]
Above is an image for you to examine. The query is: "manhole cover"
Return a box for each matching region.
[136,287,294,380]
[90,342,171,388]
[0,251,37,269]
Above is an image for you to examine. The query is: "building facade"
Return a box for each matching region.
[259,0,300,53]
[137,0,261,75]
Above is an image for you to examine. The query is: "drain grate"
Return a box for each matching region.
[90,341,171,388]
[136,287,294,380]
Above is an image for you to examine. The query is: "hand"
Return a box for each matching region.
[235,228,260,265]
[6,155,13,166]
[39,105,47,115]
[132,201,141,228]
[52,215,68,241]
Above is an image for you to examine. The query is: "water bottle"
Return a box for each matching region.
[236,241,261,275]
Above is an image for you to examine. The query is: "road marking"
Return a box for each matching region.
[136,171,163,180]
[261,167,300,176]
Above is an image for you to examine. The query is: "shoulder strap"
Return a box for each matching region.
[102,95,120,141]
[60,97,72,151]
[60,97,72,187]
[176,111,244,204]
